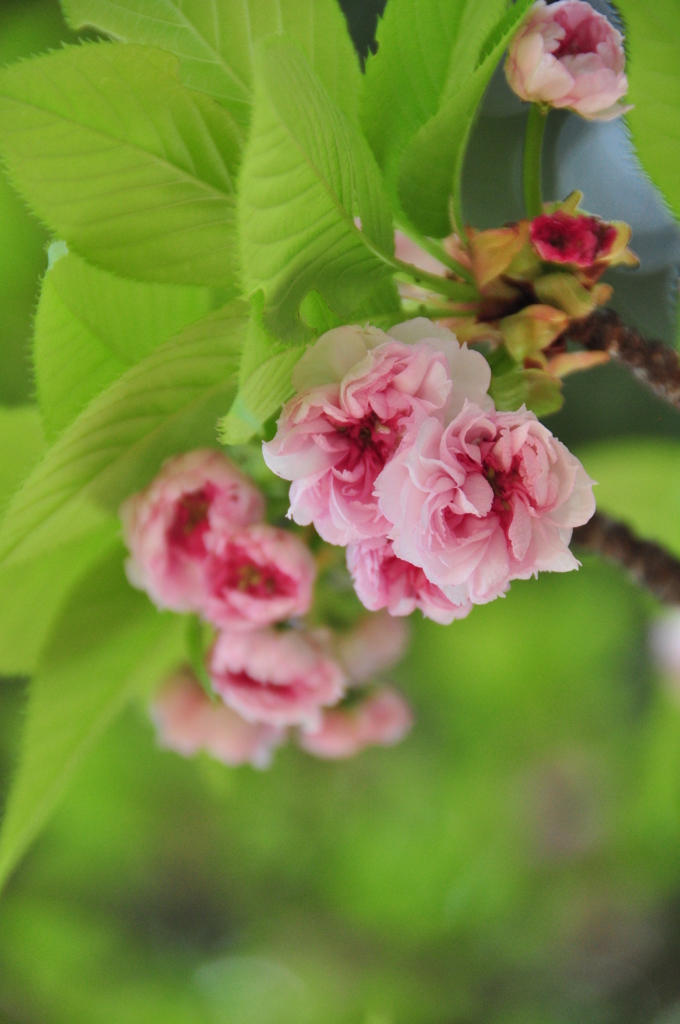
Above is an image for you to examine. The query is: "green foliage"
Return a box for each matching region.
[0,406,45,513]
[61,0,361,125]
[34,246,218,440]
[0,43,242,288]
[614,0,680,225]
[0,548,186,893]
[0,302,246,569]
[397,0,535,235]
[362,0,532,235]
[489,367,564,418]
[238,37,395,341]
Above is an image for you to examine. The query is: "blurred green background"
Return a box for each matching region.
[2,2,680,1022]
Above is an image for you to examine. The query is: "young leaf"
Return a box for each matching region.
[34,247,217,440]
[0,406,45,514]
[0,43,241,287]
[0,548,186,892]
[613,0,680,222]
[61,0,361,124]
[239,37,395,341]
[0,525,118,678]
[218,347,303,445]
[0,302,247,569]
[397,0,535,236]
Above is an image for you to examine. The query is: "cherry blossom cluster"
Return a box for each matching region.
[263,319,596,620]
[120,450,412,767]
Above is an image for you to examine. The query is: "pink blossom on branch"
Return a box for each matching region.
[298,687,413,760]
[376,404,596,605]
[151,670,285,769]
[347,536,472,625]
[334,610,410,683]
[530,211,617,267]
[202,524,316,630]
[505,0,630,120]
[120,449,264,613]
[262,320,492,546]
[208,628,346,729]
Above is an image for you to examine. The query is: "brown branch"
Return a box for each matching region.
[573,511,680,604]
[564,309,680,410]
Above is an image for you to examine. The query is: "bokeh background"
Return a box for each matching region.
[2,1,680,1021]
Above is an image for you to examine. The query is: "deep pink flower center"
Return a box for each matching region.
[530,212,616,267]
[168,485,217,555]
[552,11,609,58]
[216,545,297,600]
[337,413,399,473]
[226,671,301,701]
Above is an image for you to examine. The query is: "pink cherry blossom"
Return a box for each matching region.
[120,450,264,613]
[334,610,410,683]
[505,0,630,120]
[151,670,285,769]
[208,628,346,729]
[298,687,413,760]
[530,211,617,267]
[263,326,452,545]
[376,404,596,605]
[202,524,316,630]
[347,535,472,624]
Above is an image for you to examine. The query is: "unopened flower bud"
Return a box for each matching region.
[298,687,413,760]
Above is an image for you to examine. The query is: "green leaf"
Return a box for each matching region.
[0,43,241,287]
[0,406,45,514]
[614,0,680,224]
[0,301,247,569]
[218,346,303,445]
[34,247,218,440]
[61,0,360,124]
[489,367,564,418]
[239,37,395,341]
[0,525,118,677]
[397,0,534,236]
[362,0,508,213]
[0,548,186,891]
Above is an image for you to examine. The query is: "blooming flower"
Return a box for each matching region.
[298,687,413,759]
[347,536,472,624]
[208,628,346,729]
[530,210,617,267]
[505,0,630,120]
[334,610,410,683]
[151,669,285,769]
[376,403,596,605]
[120,450,264,613]
[202,524,316,630]
[262,320,492,545]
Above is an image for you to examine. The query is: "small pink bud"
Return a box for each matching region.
[505,0,630,121]
[298,687,413,759]
[120,450,264,613]
[530,211,618,267]
[202,524,316,630]
[347,536,472,625]
[334,610,410,683]
[208,628,346,729]
[150,669,285,769]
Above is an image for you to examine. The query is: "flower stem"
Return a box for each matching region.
[523,103,548,220]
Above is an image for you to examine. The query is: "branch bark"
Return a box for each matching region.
[564,309,680,411]
[573,511,680,604]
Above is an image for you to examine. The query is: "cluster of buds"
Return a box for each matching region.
[457,193,637,376]
[120,450,412,767]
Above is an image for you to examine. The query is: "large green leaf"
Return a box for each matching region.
[239,37,395,341]
[0,43,241,287]
[362,0,501,186]
[34,247,218,440]
[614,0,680,224]
[0,406,45,515]
[0,301,247,569]
[61,0,360,124]
[0,548,186,891]
[397,0,534,236]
